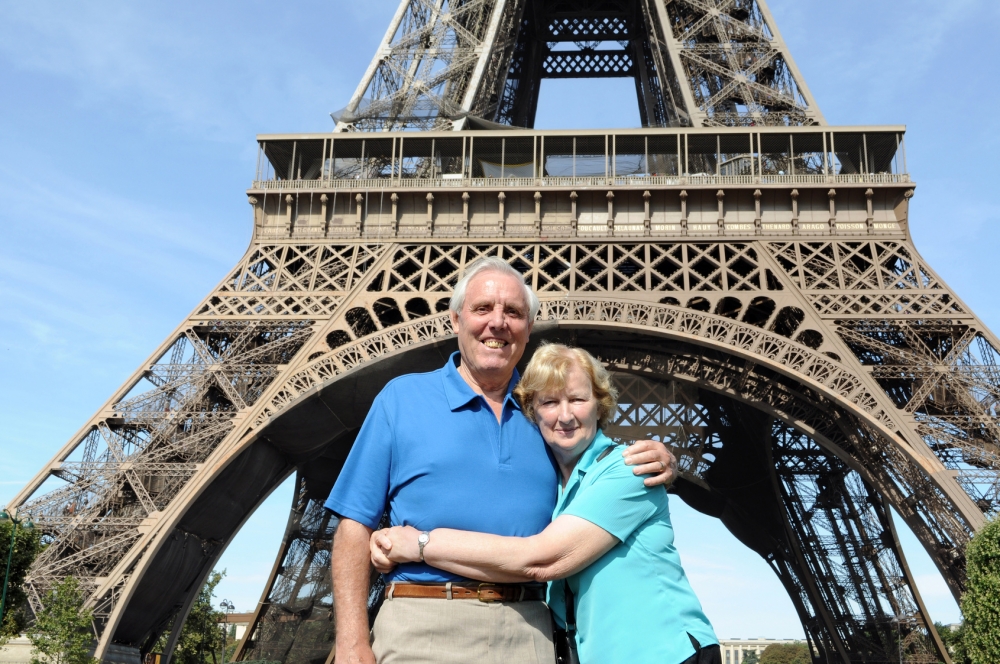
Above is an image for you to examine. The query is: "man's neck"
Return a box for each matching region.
[457,362,512,420]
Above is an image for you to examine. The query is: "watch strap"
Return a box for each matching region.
[418,531,430,562]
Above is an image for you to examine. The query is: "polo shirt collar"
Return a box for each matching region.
[576,430,615,475]
[441,351,522,412]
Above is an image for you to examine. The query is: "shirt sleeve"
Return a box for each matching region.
[323,391,394,530]
[562,455,662,543]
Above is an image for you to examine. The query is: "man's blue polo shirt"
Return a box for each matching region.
[547,431,718,664]
[324,351,558,583]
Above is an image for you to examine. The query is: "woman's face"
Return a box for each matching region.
[533,364,600,461]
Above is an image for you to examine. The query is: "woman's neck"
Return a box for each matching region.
[552,432,599,487]
[556,457,579,487]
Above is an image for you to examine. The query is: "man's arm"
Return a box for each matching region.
[325,393,395,664]
[332,518,376,664]
[623,439,677,486]
[373,516,617,583]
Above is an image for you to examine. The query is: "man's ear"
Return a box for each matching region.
[449,309,460,332]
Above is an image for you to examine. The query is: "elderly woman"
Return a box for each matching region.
[371,343,720,664]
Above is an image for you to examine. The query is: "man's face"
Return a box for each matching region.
[450,270,533,384]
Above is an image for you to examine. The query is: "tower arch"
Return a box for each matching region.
[229,306,965,664]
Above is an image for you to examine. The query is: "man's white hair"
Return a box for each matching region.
[449,257,540,320]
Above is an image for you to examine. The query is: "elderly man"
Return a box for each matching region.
[325,256,676,664]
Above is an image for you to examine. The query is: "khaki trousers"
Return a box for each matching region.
[371,595,555,664]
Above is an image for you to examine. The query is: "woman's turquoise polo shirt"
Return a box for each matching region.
[547,431,718,664]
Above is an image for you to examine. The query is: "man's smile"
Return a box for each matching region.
[482,339,508,349]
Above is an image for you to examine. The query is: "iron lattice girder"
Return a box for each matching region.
[545,14,631,41]
[339,0,513,130]
[833,319,1000,517]
[14,321,313,632]
[233,477,338,664]
[542,49,634,77]
[768,423,937,662]
[338,0,823,130]
[680,46,804,111]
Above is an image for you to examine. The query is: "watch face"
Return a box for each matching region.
[418,532,429,544]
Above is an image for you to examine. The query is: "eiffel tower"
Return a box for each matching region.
[6,1,996,663]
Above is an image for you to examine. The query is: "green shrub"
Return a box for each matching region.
[0,518,43,643]
[759,642,811,664]
[962,517,1000,664]
[935,621,970,664]
[29,577,97,664]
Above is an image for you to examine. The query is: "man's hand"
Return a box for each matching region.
[336,641,376,664]
[371,526,422,573]
[370,529,396,575]
[622,439,677,487]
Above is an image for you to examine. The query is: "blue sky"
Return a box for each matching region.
[3,0,999,639]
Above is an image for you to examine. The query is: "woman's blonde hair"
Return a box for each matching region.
[514,343,618,429]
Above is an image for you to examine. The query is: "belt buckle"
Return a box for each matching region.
[477,583,501,603]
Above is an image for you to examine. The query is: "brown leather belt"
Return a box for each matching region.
[384,582,546,602]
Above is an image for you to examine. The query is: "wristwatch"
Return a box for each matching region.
[417,531,430,562]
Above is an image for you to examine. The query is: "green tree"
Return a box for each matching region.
[742,651,760,664]
[28,576,97,664]
[224,624,239,662]
[158,570,228,664]
[759,642,811,664]
[962,517,1000,664]
[936,621,970,664]
[0,517,43,644]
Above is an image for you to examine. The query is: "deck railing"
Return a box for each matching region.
[251,172,911,191]
[254,126,910,190]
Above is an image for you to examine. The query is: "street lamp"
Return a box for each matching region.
[0,509,34,628]
[219,599,235,664]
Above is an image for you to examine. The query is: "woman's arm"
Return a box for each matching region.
[372,516,618,583]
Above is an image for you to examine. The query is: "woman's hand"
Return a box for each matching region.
[370,525,422,573]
